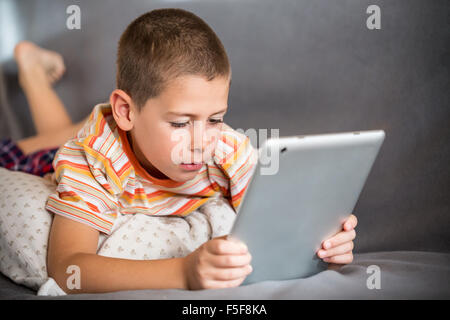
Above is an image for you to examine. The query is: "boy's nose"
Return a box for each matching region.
[190,121,207,152]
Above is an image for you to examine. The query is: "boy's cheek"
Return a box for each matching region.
[203,142,218,163]
[198,132,219,160]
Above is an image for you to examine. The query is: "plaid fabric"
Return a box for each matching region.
[0,138,59,177]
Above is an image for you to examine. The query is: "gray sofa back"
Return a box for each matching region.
[1,0,449,254]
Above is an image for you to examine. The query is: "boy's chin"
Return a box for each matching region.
[166,166,201,182]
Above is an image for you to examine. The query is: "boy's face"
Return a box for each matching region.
[123,75,229,182]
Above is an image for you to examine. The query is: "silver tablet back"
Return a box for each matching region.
[229,130,385,285]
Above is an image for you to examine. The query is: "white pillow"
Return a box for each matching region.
[97,195,236,261]
[0,168,54,290]
[0,168,237,291]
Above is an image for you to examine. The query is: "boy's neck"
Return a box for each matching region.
[125,130,170,180]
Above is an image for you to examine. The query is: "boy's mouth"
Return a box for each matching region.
[180,163,204,171]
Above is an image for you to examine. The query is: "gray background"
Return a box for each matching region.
[0,0,449,254]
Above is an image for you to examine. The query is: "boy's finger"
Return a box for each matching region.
[206,276,247,289]
[207,238,248,255]
[317,241,354,259]
[322,229,356,249]
[323,252,354,264]
[212,265,253,281]
[344,214,358,231]
[211,252,252,268]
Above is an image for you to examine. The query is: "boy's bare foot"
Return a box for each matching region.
[14,41,66,85]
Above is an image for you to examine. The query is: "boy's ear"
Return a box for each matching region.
[109,89,137,131]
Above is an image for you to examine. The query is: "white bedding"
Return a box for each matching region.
[0,168,237,295]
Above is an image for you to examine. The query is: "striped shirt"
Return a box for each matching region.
[45,103,257,234]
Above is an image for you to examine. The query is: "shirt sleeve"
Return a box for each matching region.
[45,138,122,234]
[211,124,258,212]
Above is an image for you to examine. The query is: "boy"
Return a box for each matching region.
[43,8,357,293]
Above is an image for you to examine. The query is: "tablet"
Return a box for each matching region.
[229,130,385,285]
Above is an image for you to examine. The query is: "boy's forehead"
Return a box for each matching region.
[151,75,230,111]
[164,107,228,117]
[165,74,231,92]
[141,76,229,118]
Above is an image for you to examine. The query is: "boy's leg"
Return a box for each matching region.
[16,119,86,155]
[14,41,72,135]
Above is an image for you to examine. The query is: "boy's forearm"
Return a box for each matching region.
[51,253,188,294]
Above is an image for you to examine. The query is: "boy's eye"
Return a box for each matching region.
[170,122,189,128]
[209,118,224,125]
[170,119,223,128]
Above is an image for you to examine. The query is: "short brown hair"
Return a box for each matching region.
[116,8,231,109]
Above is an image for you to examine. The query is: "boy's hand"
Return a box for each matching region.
[183,236,252,290]
[317,214,357,265]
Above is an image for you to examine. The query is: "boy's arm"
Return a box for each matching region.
[47,215,187,294]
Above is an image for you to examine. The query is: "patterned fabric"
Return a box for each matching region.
[0,138,58,177]
[0,167,55,291]
[45,103,258,234]
[0,167,237,292]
